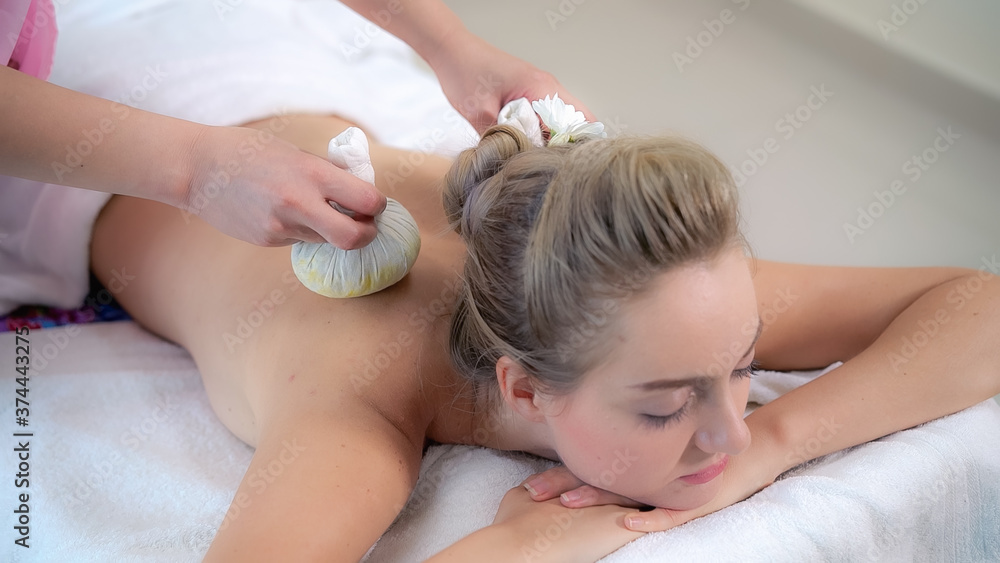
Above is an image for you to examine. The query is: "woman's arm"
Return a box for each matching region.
[203,408,422,562]
[621,258,1000,531]
[746,258,1000,479]
[427,484,643,562]
[748,258,976,371]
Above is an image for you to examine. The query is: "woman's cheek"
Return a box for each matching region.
[559,415,658,493]
[553,415,623,480]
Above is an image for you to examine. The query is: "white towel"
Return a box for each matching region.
[49,0,478,156]
[4,323,997,562]
[367,368,1000,562]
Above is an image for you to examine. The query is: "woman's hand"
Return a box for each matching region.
[182,124,386,249]
[436,482,643,562]
[427,29,596,134]
[524,448,778,533]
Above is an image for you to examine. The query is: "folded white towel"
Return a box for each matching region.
[367,367,1000,562]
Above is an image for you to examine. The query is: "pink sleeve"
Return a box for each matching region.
[2,0,57,80]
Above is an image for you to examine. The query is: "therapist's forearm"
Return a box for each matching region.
[337,0,472,67]
[748,271,1000,479]
[0,65,199,205]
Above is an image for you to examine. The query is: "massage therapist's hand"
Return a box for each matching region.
[0,66,384,250]
[337,1,594,134]
[428,29,597,134]
[182,124,386,249]
[524,449,779,533]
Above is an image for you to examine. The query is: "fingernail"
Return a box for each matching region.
[524,478,548,497]
[560,490,581,503]
[626,516,645,529]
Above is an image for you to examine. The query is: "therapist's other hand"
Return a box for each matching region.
[429,30,596,134]
[181,125,386,249]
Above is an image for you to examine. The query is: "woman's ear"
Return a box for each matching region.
[496,356,551,423]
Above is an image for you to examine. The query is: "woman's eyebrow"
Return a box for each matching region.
[629,317,763,392]
[742,317,764,359]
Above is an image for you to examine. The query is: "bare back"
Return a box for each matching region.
[89,114,476,561]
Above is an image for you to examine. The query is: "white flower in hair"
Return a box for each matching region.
[497,98,544,147]
[496,94,607,147]
[531,94,606,145]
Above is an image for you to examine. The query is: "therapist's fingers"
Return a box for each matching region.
[316,162,386,216]
[297,206,377,250]
[299,163,385,249]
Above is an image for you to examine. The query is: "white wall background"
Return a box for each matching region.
[443,0,1000,269]
[442,0,1000,404]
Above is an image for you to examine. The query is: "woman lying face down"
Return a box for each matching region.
[443,126,759,511]
[90,113,999,561]
[432,123,998,556]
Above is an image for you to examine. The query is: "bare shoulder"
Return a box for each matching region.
[204,405,423,562]
[747,257,973,370]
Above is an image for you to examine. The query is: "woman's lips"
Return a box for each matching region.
[678,455,729,485]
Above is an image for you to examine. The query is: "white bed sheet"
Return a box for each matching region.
[1,322,998,562]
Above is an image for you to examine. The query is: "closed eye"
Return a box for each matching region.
[640,398,692,429]
[639,360,759,429]
[733,359,760,380]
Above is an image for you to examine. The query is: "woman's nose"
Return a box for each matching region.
[693,388,751,455]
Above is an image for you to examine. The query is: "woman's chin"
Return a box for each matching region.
[642,479,721,512]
